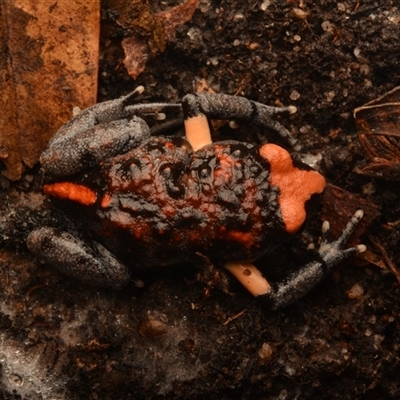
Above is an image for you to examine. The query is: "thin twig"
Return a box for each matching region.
[223,309,247,326]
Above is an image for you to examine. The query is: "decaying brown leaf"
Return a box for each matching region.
[104,0,166,55]
[322,185,379,246]
[122,0,197,80]
[354,86,400,180]
[0,1,100,180]
[121,37,150,81]
[157,0,198,39]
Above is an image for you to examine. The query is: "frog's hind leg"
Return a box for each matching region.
[224,210,366,310]
[27,228,131,290]
[182,93,298,150]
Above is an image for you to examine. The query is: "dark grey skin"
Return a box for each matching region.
[38,87,299,178]
[27,88,366,309]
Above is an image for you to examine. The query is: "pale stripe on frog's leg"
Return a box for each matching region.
[224,262,271,297]
[184,114,213,151]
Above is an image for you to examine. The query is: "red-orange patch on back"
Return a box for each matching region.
[227,230,254,247]
[259,144,326,234]
[43,182,97,206]
[100,193,112,208]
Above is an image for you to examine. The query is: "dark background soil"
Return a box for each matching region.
[1,1,400,399]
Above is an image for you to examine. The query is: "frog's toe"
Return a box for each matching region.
[318,210,366,265]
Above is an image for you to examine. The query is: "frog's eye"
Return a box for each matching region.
[259,144,326,234]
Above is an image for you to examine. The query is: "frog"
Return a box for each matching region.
[26,87,366,310]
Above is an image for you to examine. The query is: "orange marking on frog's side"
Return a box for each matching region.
[43,182,97,206]
[227,230,254,247]
[259,144,326,234]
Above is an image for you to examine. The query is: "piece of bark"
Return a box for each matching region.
[0,0,100,180]
[122,0,197,80]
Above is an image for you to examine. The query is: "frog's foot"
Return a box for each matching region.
[224,210,366,310]
[27,228,131,290]
[182,93,298,151]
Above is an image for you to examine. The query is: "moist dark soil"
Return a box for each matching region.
[1,1,400,399]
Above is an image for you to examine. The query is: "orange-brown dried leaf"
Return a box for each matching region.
[0,1,23,180]
[0,1,100,180]
[121,37,150,80]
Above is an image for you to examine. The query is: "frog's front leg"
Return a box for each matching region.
[224,210,366,310]
[27,228,131,289]
[41,87,181,178]
[182,93,298,151]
